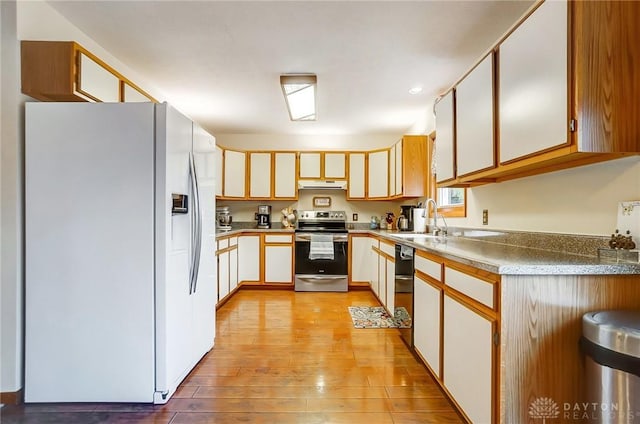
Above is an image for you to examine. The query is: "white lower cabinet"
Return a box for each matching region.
[238,235,260,283]
[384,258,395,316]
[350,236,373,284]
[229,247,238,292]
[443,295,494,424]
[264,245,292,283]
[413,275,441,377]
[218,250,230,301]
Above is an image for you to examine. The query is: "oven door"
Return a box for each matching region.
[294,232,348,291]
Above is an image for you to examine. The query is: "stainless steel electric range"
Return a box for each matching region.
[294,210,348,292]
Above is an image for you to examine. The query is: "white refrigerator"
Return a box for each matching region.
[24,102,217,403]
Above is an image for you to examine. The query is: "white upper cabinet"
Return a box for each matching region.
[324,153,346,179]
[499,0,568,163]
[388,147,396,196]
[456,54,495,176]
[274,152,297,198]
[367,150,389,199]
[435,91,455,183]
[348,153,366,199]
[299,152,321,179]
[77,52,120,103]
[223,150,246,198]
[214,146,223,197]
[248,152,271,198]
[123,83,151,103]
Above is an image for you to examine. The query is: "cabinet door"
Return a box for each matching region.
[299,152,321,179]
[229,248,238,292]
[324,153,346,179]
[264,245,292,283]
[274,152,297,198]
[435,91,455,183]
[238,235,260,282]
[367,150,389,198]
[223,150,246,198]
[218,251,230,301]
[378,252,386,304]
[388,147,396,196]
[370,246,380,297]
[395,140,402,196]
[444,295,494,424]
[499,0,568,163]
[350,236,372,283]
[214,146,223,197]
[414,276,441,377]
[385,258,395,315]
[456,54,495,176]
[77,52,120,102]
[348,153,366,199]
[123,83,151,103]
[249,152,271,198]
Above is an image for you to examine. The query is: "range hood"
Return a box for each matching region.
[298,180,347,190]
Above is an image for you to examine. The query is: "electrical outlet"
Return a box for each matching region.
[482,209,489,225]
[353,213,358,221]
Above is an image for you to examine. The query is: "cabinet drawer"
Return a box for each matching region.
[218,238,229,249]
[264,234,292,244]
[445,267,495,309]
[379,241,395,257]
[415,255,442,281]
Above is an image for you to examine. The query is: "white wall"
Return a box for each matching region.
[219,191,405,226]
[445,156,640,235]
[1,0,24,394]
[216,133,400,151]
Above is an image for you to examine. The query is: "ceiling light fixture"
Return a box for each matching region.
[280,74,317,121]
[408,86,423,95]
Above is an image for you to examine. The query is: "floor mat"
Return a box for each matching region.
[348,306,411,328]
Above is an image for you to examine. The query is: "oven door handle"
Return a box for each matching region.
[295,275,347,281]
[295,233,348,242]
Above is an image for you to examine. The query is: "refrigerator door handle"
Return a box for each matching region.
[190,151,203,293]
[187,153,199,295]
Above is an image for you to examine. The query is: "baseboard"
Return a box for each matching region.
[0,388,24,405]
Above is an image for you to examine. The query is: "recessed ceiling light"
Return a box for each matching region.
[408,86,423,95]
[280,74,317,121]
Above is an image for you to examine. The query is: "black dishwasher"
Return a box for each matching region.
[394,244,414,347]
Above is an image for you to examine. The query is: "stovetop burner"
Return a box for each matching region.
[296,210,347,233]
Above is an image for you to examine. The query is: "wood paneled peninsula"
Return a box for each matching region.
[221,226,639,424]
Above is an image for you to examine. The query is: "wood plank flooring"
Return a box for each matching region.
[1,289,463,423]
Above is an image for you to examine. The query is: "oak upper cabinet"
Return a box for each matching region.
[394,140,403,196]
[299,152,346,180]
[434,91,455,183]
[388,146,396,197]
[223,150,246,198]
[347,153,366,199]
[21,41,155,103]
[214,146,223,197]
[456,53,495,176]
[273,152,297,199]
[248,152,272,198]
[324,153,346,179]
[398,135,428,197]
[367,150,389,199]
[498,0,568,163]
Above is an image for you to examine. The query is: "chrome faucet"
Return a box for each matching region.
[425,198,448,236]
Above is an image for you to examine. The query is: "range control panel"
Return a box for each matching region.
[297,210,347,221]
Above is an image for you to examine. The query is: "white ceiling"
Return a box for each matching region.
[47,0,533,136]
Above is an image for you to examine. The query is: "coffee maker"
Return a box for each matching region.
[400,205,416,232]
[257,205,271,229]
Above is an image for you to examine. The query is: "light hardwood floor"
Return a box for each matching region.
[1,289,463,423]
